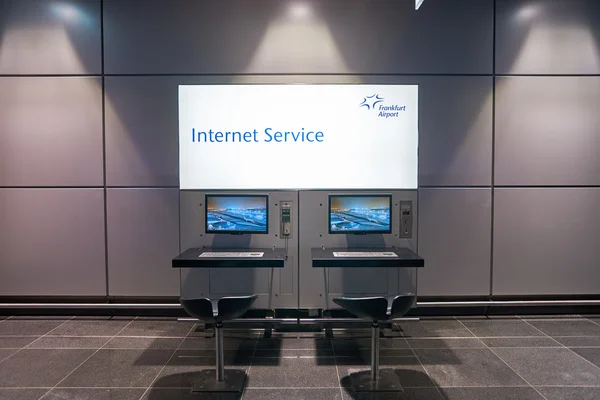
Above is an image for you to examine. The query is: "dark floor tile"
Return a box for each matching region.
[256,337,333,351]
[42,388,146,400]
[334,348,413,359]
[337,356,435,388]
[407,338,485,349]
[333,337,409,350]
[0,389,48,400]
[50,319,131,337]
[459,319,544,337]
[28,336,110,349]
[536,387,600,400]
[519,315,582,319]
[399,321,474,338]
[525,320,600,337]
[244,388,342,400]
[0,319,68,336]
[0,337,37,349]
[58,349,174,388]
[0,349,18,362]
[342,387,442,400]
[493,347,600,385]
[153,349,252,388]
[570,347,600,368]
[104,337,184,350]
[117,319,194,337]
[179,336,256,351]
[142,388,241,400]
[554,336,600,347]
[414,348,526,387]
[0,349,94,387]
[481,337,561,348]
[439,387,543,400]
[248,356,339,388]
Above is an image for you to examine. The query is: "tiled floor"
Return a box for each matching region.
[0,315,599,399]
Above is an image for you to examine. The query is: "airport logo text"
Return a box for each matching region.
[359,94,407,118]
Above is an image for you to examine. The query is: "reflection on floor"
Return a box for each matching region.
[0,315,599,399]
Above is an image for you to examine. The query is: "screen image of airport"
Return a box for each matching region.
[206,196,267,232]
[330,196,391,232]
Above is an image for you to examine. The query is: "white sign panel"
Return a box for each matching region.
[178,85,418,190]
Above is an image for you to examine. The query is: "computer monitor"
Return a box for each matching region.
[328,194,392,234]
[205,194,269,234]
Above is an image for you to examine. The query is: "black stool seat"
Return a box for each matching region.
[180,295,257,393]
[333,293,416,392]
[333,295,415,322]
[181,295,258,323]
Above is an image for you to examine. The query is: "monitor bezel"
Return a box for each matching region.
[328,193,393,235]
[205,193,269,235]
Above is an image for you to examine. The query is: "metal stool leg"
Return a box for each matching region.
[371,321,380,381]
[215,321,224,382]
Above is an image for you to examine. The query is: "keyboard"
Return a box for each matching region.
[199,252,264,258]
[332,252,398,258]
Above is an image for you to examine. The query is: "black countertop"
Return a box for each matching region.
[311,247,424,268]
[172,248,286,268]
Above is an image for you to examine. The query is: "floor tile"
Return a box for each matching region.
[254,348,336,358]
[536,387,600,400]
[525,320,600,337]
[58,349,174,388]
[247,356,339,388]
[256,337,333,351]
[104,337,184,350]
[336,356,435,388]
[0,389,48,400]
[0,337,37,349]
[117,319,194,337]
[334,348,413,359]
[244,388,342,400]
[0,349,18,362]
[42,388,146,400]
[142,388,241,400]
[152,350,252,388]
[342,387,443,400]
[28,336,110,349]
[414,348,526,387]
[570,347,600,368]
[332,337,409,350]
[460,319,544,337]
[407,338,485,349]
[554,336,600,347]
[49,318,131,337]
[439,387,543,400]
[0,319,68,336]
[179,336,256,351]
[0,349,94,387]
[399,321,475,338]
[481,337,561,348]
[493,347,600,385]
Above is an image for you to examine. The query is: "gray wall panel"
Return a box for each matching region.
[0,77,103,187]
[417,188,492,297]
[495,77,600,186]
[103,0,492,74]
[0,189,105,296]
[107,189,180,297]
[496,0,600,75]
[104,77,179,187]
[0,0,101,74]
[493,188,600,295]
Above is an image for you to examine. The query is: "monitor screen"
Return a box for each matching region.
[205,194,269,234]
[329,194,392,234]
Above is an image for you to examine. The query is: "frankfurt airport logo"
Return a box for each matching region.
[360,94,407,118]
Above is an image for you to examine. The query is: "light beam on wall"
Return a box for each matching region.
[415,0,425,10]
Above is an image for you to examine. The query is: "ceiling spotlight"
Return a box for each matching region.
[415,0,425,10]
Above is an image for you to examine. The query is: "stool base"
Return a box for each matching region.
[191,369,246,393]
[349,368,403,392]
